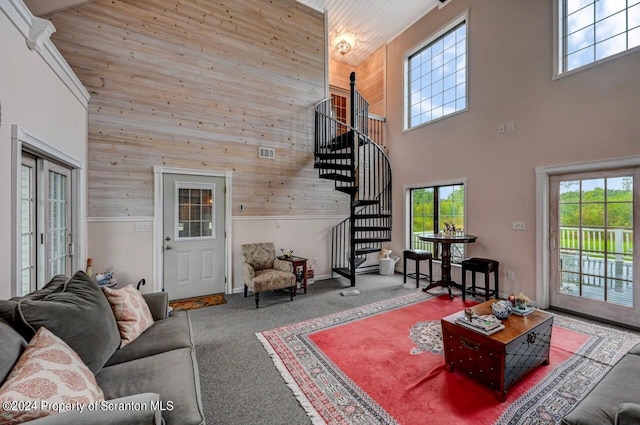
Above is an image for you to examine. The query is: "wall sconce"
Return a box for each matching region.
[335,39,352,55]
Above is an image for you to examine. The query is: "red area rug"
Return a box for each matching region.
[257,292,640,424]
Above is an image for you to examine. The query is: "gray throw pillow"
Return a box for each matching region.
[0,318,26,383]
[15,271,121,374]
[0,275,68,337]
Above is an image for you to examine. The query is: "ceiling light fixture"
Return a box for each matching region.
[335,39,352,55]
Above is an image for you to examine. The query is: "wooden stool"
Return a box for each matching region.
[403,250,433,288]
[461,258,499,301]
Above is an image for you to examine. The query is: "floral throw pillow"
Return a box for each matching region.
[0,327,105,424]
[102,285,154,348]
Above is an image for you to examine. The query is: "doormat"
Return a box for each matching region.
[169,293,226,312]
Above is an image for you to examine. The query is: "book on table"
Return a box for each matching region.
[511,306,535,316]
[455,318,506,335]
[455,314,503,334]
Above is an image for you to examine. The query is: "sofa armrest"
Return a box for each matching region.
[616,403,640,425]
[27,393,162,425]
[142,292,169,320]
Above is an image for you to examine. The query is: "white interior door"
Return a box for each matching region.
[163,173,226,300]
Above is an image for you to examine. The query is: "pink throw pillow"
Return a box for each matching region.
[0,327,105,424]
[102,285,154,348]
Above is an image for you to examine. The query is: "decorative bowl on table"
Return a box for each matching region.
[491,300,512,319]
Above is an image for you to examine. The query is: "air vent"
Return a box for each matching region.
[258,147,275,159]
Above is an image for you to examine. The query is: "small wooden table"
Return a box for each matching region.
[277,256,308,295]
[441,300,553,401]
[418,233,477,298]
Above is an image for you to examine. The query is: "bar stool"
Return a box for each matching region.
[403,250,433,288]
[461,258,499,301]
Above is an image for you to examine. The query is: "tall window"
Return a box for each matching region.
[557,0,640,74]
[410,183,465,261]
[407,14,467,129]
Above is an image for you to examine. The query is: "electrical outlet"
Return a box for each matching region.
[507,122,514,132]
[507,270,515,280]
[314,257,318,265]
[276,220,282,228]
[498,124,505,134]
[512,221,526,231]
[135,222,150,232]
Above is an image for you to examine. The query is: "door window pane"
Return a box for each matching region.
[558,175,633,307]
[176,185,215,240]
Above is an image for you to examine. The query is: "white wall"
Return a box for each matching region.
[386,0,640,303]
[87,216,344,296]
[0,2,88,299]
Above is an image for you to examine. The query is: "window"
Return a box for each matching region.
[175,183,215,240]
[409,183,465,262]
[407,13,467,129]
[557,0,640,74]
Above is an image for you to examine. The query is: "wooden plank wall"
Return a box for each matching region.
[48,0,347,217]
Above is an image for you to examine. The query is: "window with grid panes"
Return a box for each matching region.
[558,0,640,74]
[407,16,467,128]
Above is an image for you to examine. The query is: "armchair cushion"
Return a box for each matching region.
[241,243,277,271]
[251,270,296,293]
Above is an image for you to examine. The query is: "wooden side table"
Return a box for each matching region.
[277,256,308,295]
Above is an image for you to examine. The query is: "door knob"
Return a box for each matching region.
[165,245,172,250]
[165,236,171,241]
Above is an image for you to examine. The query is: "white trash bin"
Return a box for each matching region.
[379,256,399,275]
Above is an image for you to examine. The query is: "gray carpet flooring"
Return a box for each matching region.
[189,272,438,425]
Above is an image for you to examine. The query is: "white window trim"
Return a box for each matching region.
[153,166,233,294]
[403,9,469,131]
[173,181,217,241]
[553,0,640,80]
[11,125,85,297]
[535,154,640,309]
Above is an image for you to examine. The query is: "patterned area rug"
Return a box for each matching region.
[257,292,640,425]
[169,293,226,312]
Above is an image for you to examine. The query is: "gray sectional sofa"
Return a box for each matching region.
[0,271,205,425]
[562,342,640,425]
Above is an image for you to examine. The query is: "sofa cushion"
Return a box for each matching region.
[0,327,104,425]
[616,403,640,425]
[14,271,121,374]
[562,354,640,425]
[0,319,26,384]
[97,348,205,425]
[26,393,162,425]
[105,311,194,367]
[102,285,154,348]
[0,276,67,336]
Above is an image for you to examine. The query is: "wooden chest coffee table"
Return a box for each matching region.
[441,300,553,401]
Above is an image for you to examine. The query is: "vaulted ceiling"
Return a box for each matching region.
[24,0,445,66]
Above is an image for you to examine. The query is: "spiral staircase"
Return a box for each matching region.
[314,72,392,286]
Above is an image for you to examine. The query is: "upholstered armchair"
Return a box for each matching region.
[241,243,296,308]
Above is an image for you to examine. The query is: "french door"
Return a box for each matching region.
[20,154,72,294]
[549,168,639,325]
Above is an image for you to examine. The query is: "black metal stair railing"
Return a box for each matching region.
[314,72,392,286]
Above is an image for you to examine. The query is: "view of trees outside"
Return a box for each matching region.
[411,184,465,260]
[558,176,634,306]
